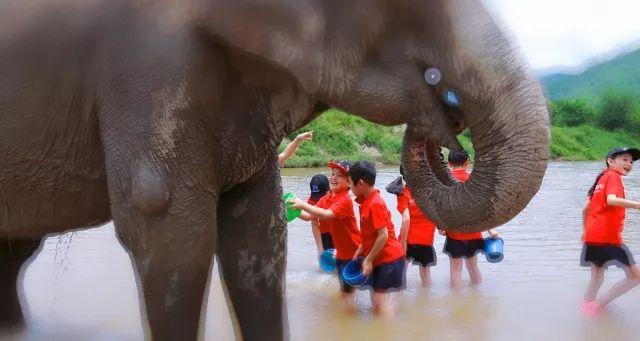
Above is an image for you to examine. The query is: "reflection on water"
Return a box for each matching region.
[5,162,640,340]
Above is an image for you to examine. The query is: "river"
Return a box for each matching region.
[4,162,640,340]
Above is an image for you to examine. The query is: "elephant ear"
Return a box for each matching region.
[203,1,325,93]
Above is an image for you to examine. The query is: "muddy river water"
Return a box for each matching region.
[5,162,640,340]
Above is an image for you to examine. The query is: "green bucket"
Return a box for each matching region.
[283,192,302,222]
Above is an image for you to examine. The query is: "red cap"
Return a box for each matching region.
[327,160,352,175]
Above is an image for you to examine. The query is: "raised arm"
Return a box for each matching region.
[278,131,313,166]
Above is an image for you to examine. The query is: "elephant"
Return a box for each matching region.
[0,0,549,340]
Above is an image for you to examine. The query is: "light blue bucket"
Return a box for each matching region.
[319,249,337,273]
[342,259,369,287]
[484,237,504,263]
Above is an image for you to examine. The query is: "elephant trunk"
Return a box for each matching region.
[402,75,550,232]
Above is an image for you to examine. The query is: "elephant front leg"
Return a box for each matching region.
[217,160,289,341]
[0,237,42,329]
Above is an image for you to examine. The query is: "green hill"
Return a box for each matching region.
[541,48,640,100]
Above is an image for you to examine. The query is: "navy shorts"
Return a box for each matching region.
[335,259,356,293]
[406,244,436,267]
[321,233,334,251]
[581,243,636,269]
[369,257,406,293]
[443,237,484,259]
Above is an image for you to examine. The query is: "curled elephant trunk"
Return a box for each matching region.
[402,77,550,232]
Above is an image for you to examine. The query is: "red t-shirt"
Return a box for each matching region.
[356,189,404,266]
[324,189,361,260]
[584,169,626,245]
[397,187,436,245]
[313,195,332,234]
[447,169,483,240]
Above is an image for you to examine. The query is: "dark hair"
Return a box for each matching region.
[348,160,376,186]
[399,165,405,180]
[448,149,469,166]
[587,171,605,198]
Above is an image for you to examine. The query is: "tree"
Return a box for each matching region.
[597,89,637,131]
[549,98,595,127]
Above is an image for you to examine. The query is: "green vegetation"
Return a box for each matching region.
[281,48,640,167]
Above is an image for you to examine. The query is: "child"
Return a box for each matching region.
[348,161,405,319]
[306,174,331,256]
[441,149,498,290]
[386,166,437,287]
[581,147,640,316]
[278,131,313,166]
[291,161,362,308]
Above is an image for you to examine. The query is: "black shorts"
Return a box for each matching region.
[443,237,484,259]
[369,257,406,293]
[321,233,334,251]
[335,259,355,293]
[406,244,436,267]
[581,243,636,269]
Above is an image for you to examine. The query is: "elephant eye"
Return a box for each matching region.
[424,68,441,85]
[444,90,460,106]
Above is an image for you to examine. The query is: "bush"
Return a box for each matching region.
[549,99,595,127]
[596,89,638,131]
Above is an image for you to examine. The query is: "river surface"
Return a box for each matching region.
[4,162,640,340]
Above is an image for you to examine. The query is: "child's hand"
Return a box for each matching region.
[362,257,373,276]
[289,197,305,209]
[295,131,313,142]
[437,228,446,236]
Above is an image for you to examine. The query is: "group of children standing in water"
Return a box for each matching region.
[289,149,497,318]
[281,131,640,318]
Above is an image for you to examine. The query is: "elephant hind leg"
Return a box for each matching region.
[0,237,42,329]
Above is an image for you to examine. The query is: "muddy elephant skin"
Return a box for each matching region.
[0,1,549,340]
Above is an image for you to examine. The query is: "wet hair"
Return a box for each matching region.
[448,149,469,167]
[348,161,376,186]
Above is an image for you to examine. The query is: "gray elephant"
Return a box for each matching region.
[0,0,549,340]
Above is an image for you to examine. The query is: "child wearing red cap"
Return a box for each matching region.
[581,147,640,316]
[292,160,362,310]
[349,161,405,319]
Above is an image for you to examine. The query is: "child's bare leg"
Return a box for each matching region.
[419,266,431,287]
[595,264,640,307]
[340,291,358,314]
[465,255,482,286]
[449,258,464,290]
[372,291,394,319]
[584,265,605,302]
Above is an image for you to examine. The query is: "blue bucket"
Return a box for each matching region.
[484,237,504,263]
[319,249,337,273]
[342,259,369,287]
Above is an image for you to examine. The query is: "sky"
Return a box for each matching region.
[484,0,640,70]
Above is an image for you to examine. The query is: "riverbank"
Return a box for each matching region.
[280,109,640,167]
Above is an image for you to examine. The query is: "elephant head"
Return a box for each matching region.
[206,0,550,232]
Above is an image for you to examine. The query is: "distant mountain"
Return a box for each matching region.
[539,47,640,101]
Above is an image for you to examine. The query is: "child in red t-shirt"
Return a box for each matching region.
[386,166,437,287]
[301,174,332,256]
[440,149,498,290]
[348,161,405,319]
[580,147,640,316]
[292,161,362,310]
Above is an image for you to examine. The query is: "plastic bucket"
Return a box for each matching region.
[484,237,504,263]
[319,249,337,273]
[342,259,369,287]
[283,192,301,222]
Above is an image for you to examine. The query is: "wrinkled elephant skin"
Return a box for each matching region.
[0,1,549,340]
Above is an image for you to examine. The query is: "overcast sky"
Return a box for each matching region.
[484,0,640,69]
